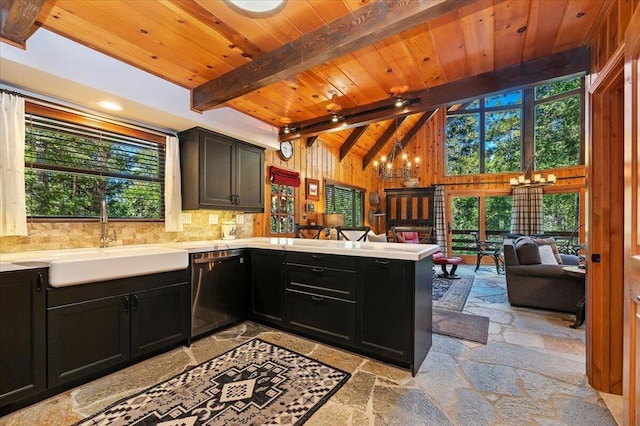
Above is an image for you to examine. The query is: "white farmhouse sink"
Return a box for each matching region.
[46,246,188,287]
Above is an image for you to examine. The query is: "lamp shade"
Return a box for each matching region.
[323,213,345,228]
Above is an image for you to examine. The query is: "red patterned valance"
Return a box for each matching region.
[270,166,301,187]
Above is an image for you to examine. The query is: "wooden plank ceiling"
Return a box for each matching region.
[5,0,609,159]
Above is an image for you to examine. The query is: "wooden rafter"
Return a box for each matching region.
[362,116,408,170]
[306,136,318,147]
[282,47,591,142]
[0,0,45,46]
[339,126,368,161]
[191,0,474,111]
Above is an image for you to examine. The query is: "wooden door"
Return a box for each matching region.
[623,8,640,425]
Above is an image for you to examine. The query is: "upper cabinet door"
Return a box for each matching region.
[179,127,265,212]
[200,133,235,209]
[236,142,264,211]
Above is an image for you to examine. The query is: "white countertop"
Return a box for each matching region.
[1,237,439,264]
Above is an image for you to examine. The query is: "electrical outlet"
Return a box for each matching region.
[209,214,218,225]
[181,213,192,224]
[236,214,245,224]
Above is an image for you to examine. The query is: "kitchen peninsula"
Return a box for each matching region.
[0,239,438,414]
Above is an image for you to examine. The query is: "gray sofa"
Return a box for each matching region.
[503,238,584,313]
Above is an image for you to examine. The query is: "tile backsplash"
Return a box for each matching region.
[0,211,254,253]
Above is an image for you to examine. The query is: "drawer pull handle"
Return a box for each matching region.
[375,260,391,266]
[123,296,129,313]
[132,295,138,311]
[36,272,43,291]
[311,295,324,301]
[311,254,324,260]
[312,268,324,274]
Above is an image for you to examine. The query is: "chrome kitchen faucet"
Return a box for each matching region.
[100,198,116,248]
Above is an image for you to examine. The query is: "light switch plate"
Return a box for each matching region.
[181,213,192,224]
[209,214,218,225]
[236,214,245,224]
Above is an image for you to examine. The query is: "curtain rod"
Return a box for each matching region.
[0,85,177,138]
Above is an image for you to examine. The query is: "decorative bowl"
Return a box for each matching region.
[403,178,419,188]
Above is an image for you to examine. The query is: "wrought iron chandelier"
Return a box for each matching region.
[373,118,420,183]
[510,155,556,187]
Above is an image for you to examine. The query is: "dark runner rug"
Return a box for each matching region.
[432,274,474,312]
[75,338,350,426]
[433,309,490,344]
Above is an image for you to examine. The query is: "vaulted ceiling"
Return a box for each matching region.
[2,0,608,159]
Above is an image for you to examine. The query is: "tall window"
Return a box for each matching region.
[25,110,165,219]
[445,75,583,176]
[450,196,479,254]
[270,184,295,234]
[543,192,580,233]
[446,91,522,175]
[485,195,512,238]
[324,183,364,226]
[534,77,582,169]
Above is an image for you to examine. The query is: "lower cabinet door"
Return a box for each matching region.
[356,258,412,363]
[286,289,355,346]
[48,294,130,388]
[130,283,189,359]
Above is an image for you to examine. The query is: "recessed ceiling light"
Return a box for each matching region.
[228,0,284,13]
[97,100,124,111]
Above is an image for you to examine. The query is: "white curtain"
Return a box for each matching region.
[0,93,28,236]
[434,185,447,254]
[510,186,543,235]
[164,135,183,232]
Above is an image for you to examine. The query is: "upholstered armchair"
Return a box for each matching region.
[503,238,584,313]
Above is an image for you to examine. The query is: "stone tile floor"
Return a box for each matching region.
[0,265,620,425]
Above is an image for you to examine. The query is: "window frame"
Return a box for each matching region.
[324,179,365,227]
[24,102,166,222]
[445,76,585,177]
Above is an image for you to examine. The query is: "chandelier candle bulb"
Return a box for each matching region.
[510,178,519,185]
[548,174,557,183]
[533,173,542,182]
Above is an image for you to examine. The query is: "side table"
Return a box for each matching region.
[563,265,586,328]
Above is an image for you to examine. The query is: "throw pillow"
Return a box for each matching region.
[367,232,388,242]
[533,237,563,264]
[538,244,559,265]
[515,238,541,265]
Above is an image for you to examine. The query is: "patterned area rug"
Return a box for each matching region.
[432,274,474,311]
[75,339,350,426]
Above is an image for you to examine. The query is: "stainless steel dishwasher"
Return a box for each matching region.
[190,249,245,339]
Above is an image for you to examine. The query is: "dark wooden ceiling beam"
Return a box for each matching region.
[362,116,408,170]
[281,46,591,142]
[306,136,318,147]
[399,110,436,150]
[339,126,368,161]
[191,0,475,111]
[0,0,45,46]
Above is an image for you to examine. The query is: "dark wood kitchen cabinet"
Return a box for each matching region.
[356,256,433,372]
[285,252,356,347]
[0,269,47,407]
[249,250,285,326]
[47,270,189,388]
[179,127,264,212]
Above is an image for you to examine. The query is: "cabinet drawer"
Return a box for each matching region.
[286,289,355,346]
[286,252,356,271]
[286,264,356,300]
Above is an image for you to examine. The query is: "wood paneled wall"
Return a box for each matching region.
[254,138,377,236]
